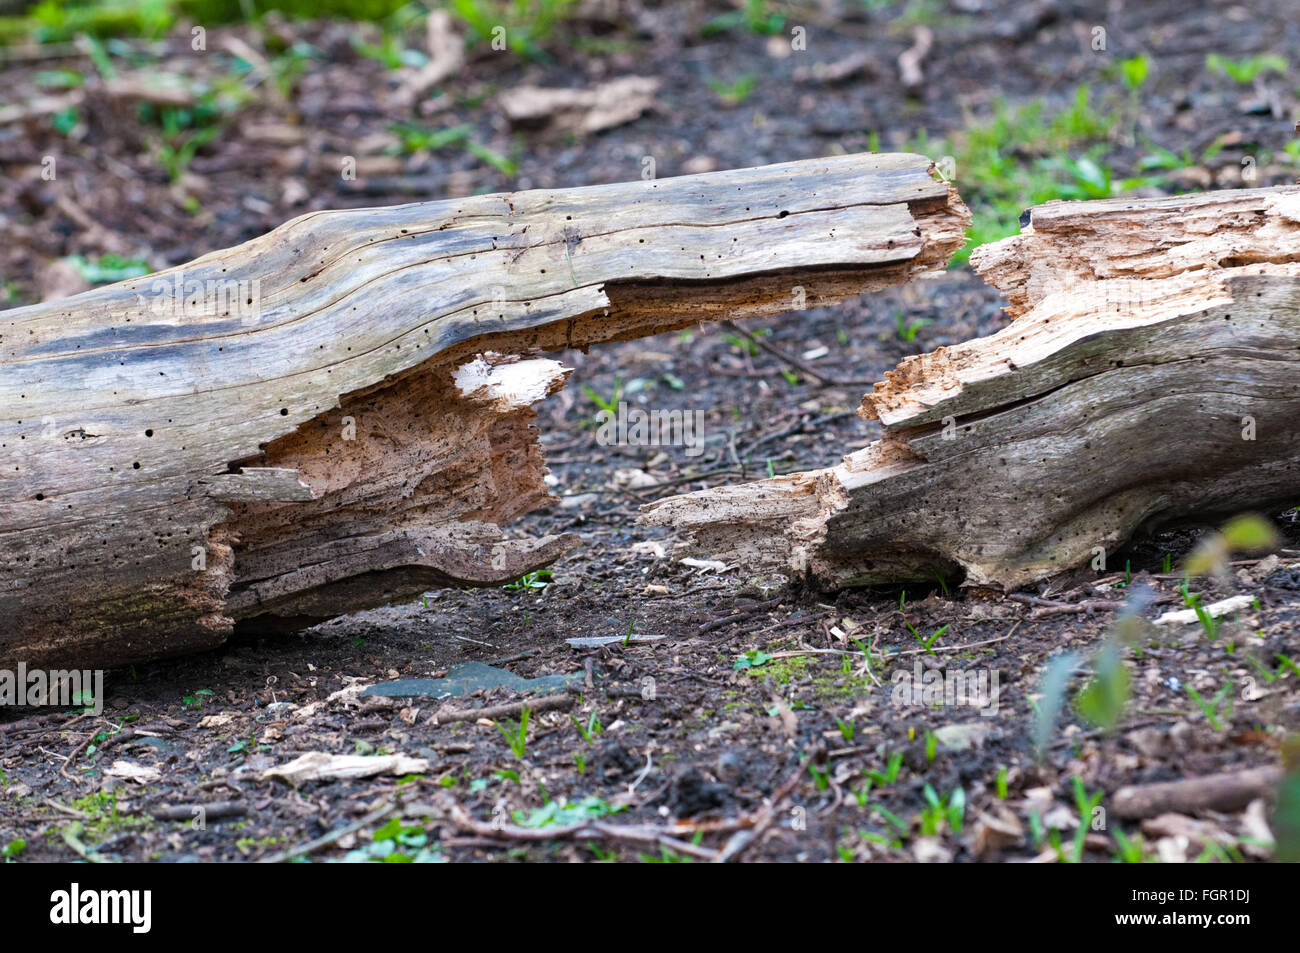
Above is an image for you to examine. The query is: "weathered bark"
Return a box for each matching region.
[642,186,1300,591]
[1112,766,1282,819]
[0,153,968,667]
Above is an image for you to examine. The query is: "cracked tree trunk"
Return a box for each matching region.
[0,152,968,667]
[642,186,1300,591]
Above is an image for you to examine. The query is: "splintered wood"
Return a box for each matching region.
[643,186,1300,590]
[0,153,968,666]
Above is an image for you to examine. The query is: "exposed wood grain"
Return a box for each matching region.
[643,186,1300,591]
[0,152,968,667]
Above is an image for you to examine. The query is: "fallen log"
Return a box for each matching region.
[643,186,1300,591]
[0,153,968,668]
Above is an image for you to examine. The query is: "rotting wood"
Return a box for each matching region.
[642,185,1300,591]
[0,152,968,668]
[1111,766,1282,819]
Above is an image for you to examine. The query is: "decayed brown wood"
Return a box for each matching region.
[0,153,968,668]
[643,185,1300,591]
[1112,766,1282,819]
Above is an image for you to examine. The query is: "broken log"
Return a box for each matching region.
[643,186,1300,591]
[0,153,968,668]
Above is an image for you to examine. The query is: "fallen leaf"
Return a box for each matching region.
[105,760,162,784]
[260,751,429,786]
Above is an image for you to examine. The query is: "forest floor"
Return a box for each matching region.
[2,0,1300,862]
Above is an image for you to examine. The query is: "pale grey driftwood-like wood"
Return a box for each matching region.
[0,152,968,666]
[642,186,1300,591]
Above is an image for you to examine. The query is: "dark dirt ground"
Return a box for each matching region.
[3,0,1300,863]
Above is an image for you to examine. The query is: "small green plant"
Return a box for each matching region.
[1111,826,1146,863]
[995,765,1008,800]
[1205,53,1288,85]
[1074,638,1130,734]
[144,98,233,185]
[701,0,784,36]
[352,29,424,70]
[905,620,949,655]
[1277,654,1300,679]
[1186,515,1280,579]
[1048,154,1117,200]
[850,636,881,684]
[182,689,213,710]
[640,844,693,863]
[267,41,319,99]
[919,783,965,836]
[1245,654,1278,684]
[50,104,80,136]
[733,649,773,671]
[388,121,517,175]
[864,751,904,787]
[581,377,623,416]
[513,795,623,828]
[503,569,552,590]
[390,121,475,153]
[924,728,938,764]
[1,838,23,862]
[911,85,1132,262]
[1178,582,1222,640]
[571,709,602,743]
[1056,776,1104,863]
[1117,54,1150,90]
[63,254,151,284]
[1192,599,1221,640]
[894,311,931,342]
[573,751,586,774]
[1027,810,1045,852]
[228,727,269,755]
[449,0,578,61]
[930,568,951,597]
[495,705,531,759]
[836,716,856,743]
[26,0,175,42]
[1193,840,1246,863]
[1186,683,1233,731]
[1033,650,1084,760]
[706,74,757,106]
[720,328,768,357]
[808,762,830,791]
[343,817,443,863]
